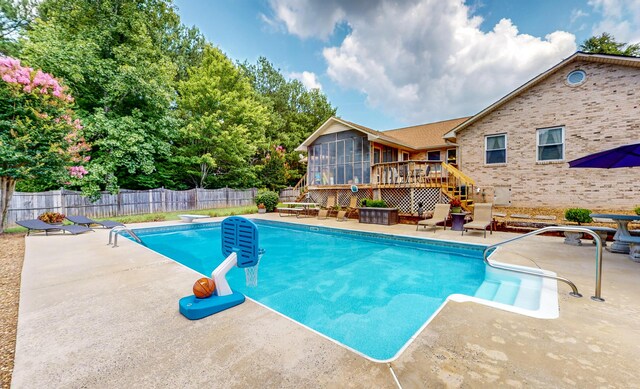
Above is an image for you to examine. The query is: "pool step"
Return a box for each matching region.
[474,280,500,300]
[474,279,521,306]
[513,278,541,310]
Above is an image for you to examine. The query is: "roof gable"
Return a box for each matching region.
[444,52,640,139]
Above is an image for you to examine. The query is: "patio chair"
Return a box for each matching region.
[462,203,494,238]
[336,196,359,222]
[416,203,450,232]
[16,219,92,236]
[318,196,336,219]
[66,215,124,229]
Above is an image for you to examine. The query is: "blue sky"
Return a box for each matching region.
[174,0,640,130]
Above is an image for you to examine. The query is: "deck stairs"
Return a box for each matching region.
[440,162,475,211]
[293,174,308,202]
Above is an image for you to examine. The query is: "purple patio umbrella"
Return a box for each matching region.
[569,142,640,169]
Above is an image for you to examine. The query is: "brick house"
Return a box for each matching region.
[295,117,471,213]
[444,52,640,208]
[296,52,640,211]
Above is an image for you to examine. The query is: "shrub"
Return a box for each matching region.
[360,198,370,207]
[255,191,279,212]
[365,199,388,208]
[38,212,65,224]
[564,208,593,225]
[635,206,640,216]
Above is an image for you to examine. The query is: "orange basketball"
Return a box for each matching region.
[193,277,216,299]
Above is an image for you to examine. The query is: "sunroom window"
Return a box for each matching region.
[537,127,564,162]
[485,134,506,164]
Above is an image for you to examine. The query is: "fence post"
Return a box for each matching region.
[195,187,199,210]
[225,187,229,208]
[148,190,153,213]
[59,188,66,215]
[161,187,166,212]
[117,190,122,215]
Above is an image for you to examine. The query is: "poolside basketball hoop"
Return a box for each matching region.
[179,216,264,320]
[244,248,265,287]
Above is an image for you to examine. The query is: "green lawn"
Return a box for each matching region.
[3,205,258,234]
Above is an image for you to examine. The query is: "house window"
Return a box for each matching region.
[427,151,440,161]
[401,151,410,161]
[446,148,457,164]
[537,127,564,162]
[485,134,506,164]
[566,70,586,86]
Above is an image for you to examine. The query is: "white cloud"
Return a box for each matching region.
[268,0,577,124]
[570,8,589,24]
[289,71,323,90]
[588,0,640,43]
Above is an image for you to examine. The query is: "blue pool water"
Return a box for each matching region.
[134,221,491,360]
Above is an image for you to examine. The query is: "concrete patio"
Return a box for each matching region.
[12,213,640,388]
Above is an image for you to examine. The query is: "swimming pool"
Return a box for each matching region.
[131,219,557,361]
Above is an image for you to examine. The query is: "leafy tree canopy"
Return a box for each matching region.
[21,0,204,191]
[174,45,270,188]
[580,32,640,57]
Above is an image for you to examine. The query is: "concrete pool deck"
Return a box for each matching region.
[11,213,640,388]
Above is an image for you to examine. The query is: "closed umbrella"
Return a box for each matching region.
[569,142,640,169]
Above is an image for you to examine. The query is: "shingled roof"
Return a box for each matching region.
[296,116,467,152]
[382,117,470,149]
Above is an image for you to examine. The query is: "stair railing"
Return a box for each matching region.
[482,226,604,301]
[293,173,307,194]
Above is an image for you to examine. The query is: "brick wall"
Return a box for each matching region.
[457,60,640,208]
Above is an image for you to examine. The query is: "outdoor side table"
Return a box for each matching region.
[450,212,468,231]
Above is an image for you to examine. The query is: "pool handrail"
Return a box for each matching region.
[108,226,143,247]
[483,226,604,302]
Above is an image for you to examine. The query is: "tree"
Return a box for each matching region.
[21,0,203,191]
[580,32,640,57]
[0,57,89,233]
[241,57,336,187]
[174,45,270,188]
[0,0,38,56]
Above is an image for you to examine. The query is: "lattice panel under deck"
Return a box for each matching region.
[308,188,373,208]
[380,188,444,214]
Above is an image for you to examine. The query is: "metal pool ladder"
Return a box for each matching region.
[108,226,143,248]
[483,226,604,302]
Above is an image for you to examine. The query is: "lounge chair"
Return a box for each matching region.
[16,219,92,236]
[462,203,493,238]
[66,215,124,229]
[318,196,336,219]
[416,203,450,231]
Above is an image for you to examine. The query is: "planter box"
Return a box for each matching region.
[358,207,399,225]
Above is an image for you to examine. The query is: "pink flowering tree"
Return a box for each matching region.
[0,57,90,233]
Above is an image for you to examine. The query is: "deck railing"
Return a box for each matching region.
[371,160,447,187]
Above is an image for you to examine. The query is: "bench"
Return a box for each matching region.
[178,214,209,223]
[277,207,303,217]
[617,235,640,261]
[562,226,616,247]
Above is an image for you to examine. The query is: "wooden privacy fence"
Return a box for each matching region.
[279,187,299,202]
[2,187,257,227]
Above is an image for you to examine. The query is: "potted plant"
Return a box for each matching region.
[257,203,266,214]
[450,198,462,213]
[38,212,65,225]
[634,205,640,216]
[358,199,399,225]
[563,208,593,246]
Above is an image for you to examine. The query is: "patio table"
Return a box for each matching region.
[281,202,318,218]
[590,213,640,254]
[450,212,469,231]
